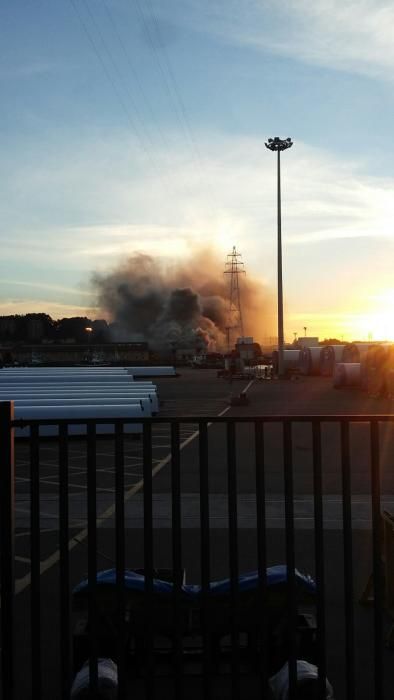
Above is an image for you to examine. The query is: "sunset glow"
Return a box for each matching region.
[2,2,394,346]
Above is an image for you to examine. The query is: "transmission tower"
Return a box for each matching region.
[224,246,245,352]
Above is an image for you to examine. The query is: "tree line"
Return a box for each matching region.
[0,314,111,344]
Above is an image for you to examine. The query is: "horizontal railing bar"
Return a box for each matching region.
[8,413,394,427]
[2,401,390,698]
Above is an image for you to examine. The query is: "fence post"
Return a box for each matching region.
[0,401,15,699]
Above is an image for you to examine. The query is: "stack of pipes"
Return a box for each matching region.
[333,363,361,389]
[299,347,321,376]
[0,367,160,436]
[364,344,394,397]
[271,349,300,376]
[319,346,345,377]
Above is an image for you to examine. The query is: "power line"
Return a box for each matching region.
[100,0,171,154]
[68,0,166,182]
[81,0,155,153]
[70,0,217,217]
[69,0,139,135]
[133,0,194,153]
[145,0,204,167]
[134,0,217,217]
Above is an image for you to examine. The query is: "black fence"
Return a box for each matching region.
[0,402,393,699]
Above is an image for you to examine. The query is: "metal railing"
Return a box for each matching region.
[0,402,392,699]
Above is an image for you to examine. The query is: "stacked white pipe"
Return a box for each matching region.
[272,349,300,375]
[0,367,160,436]
[0,365,176,376]
[364,344,394,397]
[387,368,394,399]
[333,363,361,389]
[319,345,345,377]
[342,343,376,364]
[342,342,387,391]
[299,347,321,376]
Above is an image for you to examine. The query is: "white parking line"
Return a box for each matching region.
[15,506,58,519]
[14,406,230,595]
[15,556,31,564]
[244,379,255,393]
[36,479,118,494]
[16,528,58,538]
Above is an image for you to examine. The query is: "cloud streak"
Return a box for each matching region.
[1,129,394,336]
[167,0,394,80]
[6,132,392,253]
[0,279,94,297]
[0,299,96,319]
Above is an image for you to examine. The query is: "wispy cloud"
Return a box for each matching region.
[0,299,96,319]
[0,61,61,79]
[2,128,394,334]
[0,279,94,297]
[168,0,394,79]
[2,131,394,267]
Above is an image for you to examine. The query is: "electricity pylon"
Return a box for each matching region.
[224,246,245,352]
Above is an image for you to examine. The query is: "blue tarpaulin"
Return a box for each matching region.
[73,565,316,598]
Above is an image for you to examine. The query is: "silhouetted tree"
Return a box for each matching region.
[319,338,345,346]
[56,317,93,343]
[91,319,110,343]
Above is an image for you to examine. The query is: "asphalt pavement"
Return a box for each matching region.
[8,369,394,699]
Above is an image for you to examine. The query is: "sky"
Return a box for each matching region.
[2,0,394,342]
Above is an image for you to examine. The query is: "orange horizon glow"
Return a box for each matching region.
[1,286,394,346]
[287,287,394,344]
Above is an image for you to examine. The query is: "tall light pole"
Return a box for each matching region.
[265,136,293,377]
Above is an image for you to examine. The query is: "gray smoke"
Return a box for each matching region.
[91,249,273,350]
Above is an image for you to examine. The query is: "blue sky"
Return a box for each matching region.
[2,0,394,341]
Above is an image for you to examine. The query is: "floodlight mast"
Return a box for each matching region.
[265,137,293,377]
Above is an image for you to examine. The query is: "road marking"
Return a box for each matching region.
[243,379,255,393]
[15,528,58,538]
[13,492,394,531]
[14,406,230,595]
[15,556,31,564]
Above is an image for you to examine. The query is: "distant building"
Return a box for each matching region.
[236,336,254,345]
[191,352,224,369]
[0,317,17,339]
[1,342,150,366]
[175,347,195,364]
[236,337,262,362]
[26,317,45,341]
[297,337,319,348]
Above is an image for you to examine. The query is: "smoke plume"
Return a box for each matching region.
[91,248,274,351]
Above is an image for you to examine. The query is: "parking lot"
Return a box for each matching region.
[7,369,394,699]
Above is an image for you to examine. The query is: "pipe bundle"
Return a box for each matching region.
[272,349,300,376]
[299,347,322,376]
[319,345,345,377]
[333,363,361,389]
[364,344,394,397]
[0,366,161,435]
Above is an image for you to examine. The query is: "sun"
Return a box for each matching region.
[351,289,394,342]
